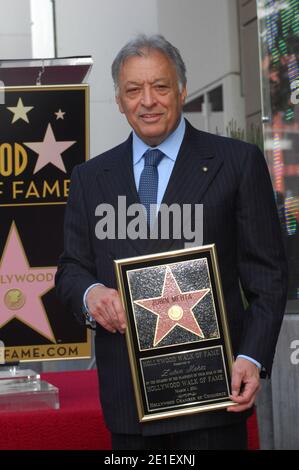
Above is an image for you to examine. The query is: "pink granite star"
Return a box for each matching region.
[134,267,210,347]
[0,222,56,342]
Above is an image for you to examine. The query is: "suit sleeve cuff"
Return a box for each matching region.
[237,354,262,369]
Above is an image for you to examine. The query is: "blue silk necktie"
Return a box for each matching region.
[138,149,164,226]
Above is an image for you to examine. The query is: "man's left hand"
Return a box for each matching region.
[227,357,261,412]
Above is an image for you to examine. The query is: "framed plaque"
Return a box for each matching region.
[114,244,237,422]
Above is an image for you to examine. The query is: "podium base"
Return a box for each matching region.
[0,367,59,412]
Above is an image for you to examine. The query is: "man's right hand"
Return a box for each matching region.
[86,285,127,334]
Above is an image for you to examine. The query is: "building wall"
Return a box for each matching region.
[55,0,159,157]
[157,0,245,135]
[0,0,32,59]
[157,0,241,95]
[238,0,262,131]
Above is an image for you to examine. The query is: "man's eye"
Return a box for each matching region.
[127,88,139,94]
[155,85,168,92]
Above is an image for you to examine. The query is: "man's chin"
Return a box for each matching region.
[136,127,168,146]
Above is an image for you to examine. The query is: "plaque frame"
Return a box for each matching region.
[114,244,237,422]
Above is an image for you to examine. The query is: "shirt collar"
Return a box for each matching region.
[132,116,186,165]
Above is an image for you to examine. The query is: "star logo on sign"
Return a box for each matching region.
[134,267,210,347]
[23,123,76,174]
[0,222,56,342]
[55,109,65,120]
[7,97,34,123]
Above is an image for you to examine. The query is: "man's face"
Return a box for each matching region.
[116,49,187,146]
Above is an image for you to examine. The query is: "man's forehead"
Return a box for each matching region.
[121,49,173,69]
[119,51,177,80]
[124,76,170,85]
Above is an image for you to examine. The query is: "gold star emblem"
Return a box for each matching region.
[7,97,34,124]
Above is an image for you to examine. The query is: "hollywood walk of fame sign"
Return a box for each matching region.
[115,245,237,422]
[0,85,91,362]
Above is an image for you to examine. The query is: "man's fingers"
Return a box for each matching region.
[101,301,119,333]
[104,300,126,334]
[95,308,117,333]
[102,289,126,333]
[228,357,261,412]
[231,368,243,397]
[231,381,259,404]
[228,394,257,412]
[87,286,126,333]
[228,383,259,412]
[112,297,127,332]
[228,402,254,413]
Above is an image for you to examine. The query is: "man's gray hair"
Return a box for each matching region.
[111,34,187,93]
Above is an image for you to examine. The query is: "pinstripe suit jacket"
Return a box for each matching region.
[55,120,287,435]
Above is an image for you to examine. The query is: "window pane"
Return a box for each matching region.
[257,0,299,312]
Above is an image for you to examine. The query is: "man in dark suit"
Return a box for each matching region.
[55,35,287,449]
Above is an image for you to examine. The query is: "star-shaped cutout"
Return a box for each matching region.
[55,109,65,120]
[134,267,210,347]
[0,222,56,342]
[7,97,34,124]
[23,123,76,174]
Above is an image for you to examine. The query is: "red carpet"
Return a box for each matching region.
[0,370,111,450]
[247,411,260,450]
[0,369,259,450]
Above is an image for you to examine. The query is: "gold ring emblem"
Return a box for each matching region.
[4,289,26,310]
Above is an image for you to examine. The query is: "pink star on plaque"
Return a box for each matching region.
[23,123,76,174]
[134,267,210,347]
[0,222,56,342]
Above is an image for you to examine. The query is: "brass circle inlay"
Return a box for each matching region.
[168,305,183,321]
[4,289,26,310]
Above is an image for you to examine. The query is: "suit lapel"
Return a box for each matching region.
[146,122,224,254]
[162,122,222,207]
[96,135,149,255]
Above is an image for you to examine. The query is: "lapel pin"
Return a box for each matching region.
[202,166,208,172]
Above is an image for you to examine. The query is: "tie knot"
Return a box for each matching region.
[143,149,164,167]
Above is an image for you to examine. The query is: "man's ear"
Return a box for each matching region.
[115,94,125,114]
[180,85,187,106]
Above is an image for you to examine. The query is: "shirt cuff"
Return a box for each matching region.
[237,354,262,369]
[83,283,104,328]
[83,283,103,313]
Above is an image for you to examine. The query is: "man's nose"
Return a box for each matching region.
[141,87,156,107]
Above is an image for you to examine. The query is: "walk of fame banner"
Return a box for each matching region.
[0,85,91,363]
[115,245,236,422]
